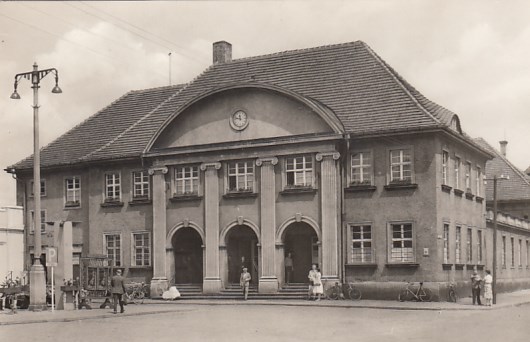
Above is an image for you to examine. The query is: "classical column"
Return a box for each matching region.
[256,157,279,293]
[316,152,341,286]
[200,162,222,293]
[148,166,169,298]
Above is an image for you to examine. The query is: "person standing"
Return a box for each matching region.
[483,270,493,306]
[470,271,482,305]
[308,264,323,301]
[111,269,127,314]
[240,267,252,300]
[285,253,294,284]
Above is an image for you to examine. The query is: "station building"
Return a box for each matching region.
[8,40,530,298]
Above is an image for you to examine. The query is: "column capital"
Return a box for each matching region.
[200,162,221,171]
[316,152,340,162]
[256,157,278,167]
[148,166,168,175]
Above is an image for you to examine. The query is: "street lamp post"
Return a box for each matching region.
[10,63,62,311]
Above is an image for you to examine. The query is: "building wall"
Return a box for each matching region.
[0,206,24,282]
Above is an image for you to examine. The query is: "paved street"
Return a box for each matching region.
[1,302,529,342]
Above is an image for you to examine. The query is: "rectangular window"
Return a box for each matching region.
[476,167,482,197]
[132,171,150,199]
[443,224,450,264]
[442,151,449,186]
[132,232,150,266]
[455,226,461,264]
[286,155,313,188]
[502,236,506,267]
[351,225,373,263]
[105,173,121,202]
[104,234,121,267]
[389,149,412,184]
[351,152,373,185]
[466,228,472,263]
[65,176,81,207]
[30,179,46,197]
[477,230,483,264]
[511,237,515,267]
[455,157,461,189]
[227,161,254,192]
[519,239,522,267]
[30,210,46,233]
[390,223,414,263]
[175,166,199,195]
[465,162,472,191]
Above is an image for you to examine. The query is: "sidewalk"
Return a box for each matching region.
[2,289,529,326]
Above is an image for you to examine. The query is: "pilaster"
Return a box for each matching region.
[256,157,279,293]
[200,162,222,293]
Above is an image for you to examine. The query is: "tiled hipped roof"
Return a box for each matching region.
[474,137,530,202]
[11,41,469,170]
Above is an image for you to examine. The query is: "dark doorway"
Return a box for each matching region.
[283,223,318,284]
[172,228,203,284]
[226,225,258,285]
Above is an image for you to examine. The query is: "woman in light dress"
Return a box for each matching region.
[308,264,323,301]
[483,270,493,306]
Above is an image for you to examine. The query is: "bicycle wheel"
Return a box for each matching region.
[398,290,410,302]
[349,288,362,300]
[327,288,339,300]
[448,290,458,303]
[418,288,432,302]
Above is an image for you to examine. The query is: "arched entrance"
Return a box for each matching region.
[172,227,203,284]
[226,225,259,285]
[283,222,319,284]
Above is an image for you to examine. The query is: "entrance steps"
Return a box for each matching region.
[173,283,308,300]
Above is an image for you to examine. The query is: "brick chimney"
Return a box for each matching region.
[499,140,508,157]
[213,41,232,65]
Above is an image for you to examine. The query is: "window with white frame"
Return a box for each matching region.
[502,236,506,266]
[389,149,412,184]
[390,223,414,262]
[442,151,449,186]
[30,210,46,233]
[175,166,199,195]
[105,173,121,202]
[455,157,461,189]
[65,176,81,207]
[455,226,461,264]
[285,155,313,188]
[351,152,372,185]
[511,237,515,267]
[443,223,449,264]
[465,162,472,191]
[104,233,121,267]
[350,224,373,263]
[30,179,46,197]
[476,167,482,197]
[466,228,472,263]
[132,232,150,266]
[477,230,483,264]
[227,161,254,192]
[132,171,150,199]
[519,239,523,267]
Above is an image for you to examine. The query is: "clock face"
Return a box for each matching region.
[230,110,249,130]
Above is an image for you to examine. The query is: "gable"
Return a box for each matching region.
[152,87,335,149]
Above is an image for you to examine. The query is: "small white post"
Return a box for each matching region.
[51,266,54,313]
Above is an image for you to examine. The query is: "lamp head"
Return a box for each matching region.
[10,90,20,100]
[51,85,62,94]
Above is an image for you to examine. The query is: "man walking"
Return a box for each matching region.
[111,269,127,314]
[240,267,251,301]
[471,271,482,305]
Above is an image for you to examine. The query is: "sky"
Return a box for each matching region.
[0,0,529,206]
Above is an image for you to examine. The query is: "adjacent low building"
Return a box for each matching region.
[6,40,530,299]
[0,206,24,283]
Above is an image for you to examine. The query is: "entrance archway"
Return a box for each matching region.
[172,227,203,284]
[282,222,319,284]
[226,225,259,285]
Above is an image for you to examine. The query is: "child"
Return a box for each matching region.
[240,267,251,300]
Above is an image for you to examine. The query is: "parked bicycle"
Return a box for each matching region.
[326,282,362,300]
[447,282,458,303]
[126,282,149,304]
[398,282,432,302]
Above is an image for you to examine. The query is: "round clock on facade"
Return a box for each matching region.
[230,110,249,131]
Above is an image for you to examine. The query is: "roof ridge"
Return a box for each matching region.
[361,42,442,127]
[129,83,186,93]
[82,65,214,160]
[7,90,135,169]
[229,40,362,64]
